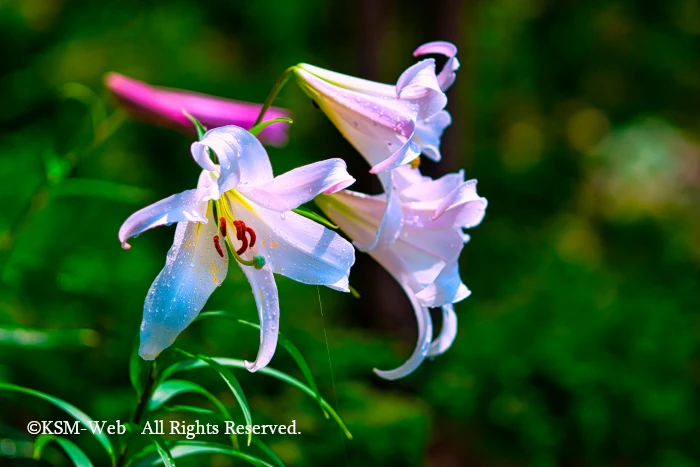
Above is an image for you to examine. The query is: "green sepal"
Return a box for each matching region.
[291,206,338,230]
[182,110,207,140]
[249,118,293,137]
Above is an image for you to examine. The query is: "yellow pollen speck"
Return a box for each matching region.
[410,157,421,169]
[271,241,279,248]
[261,239,267,246]
[210,262,222,284]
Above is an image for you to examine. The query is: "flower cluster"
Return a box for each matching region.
[114,40,486,379]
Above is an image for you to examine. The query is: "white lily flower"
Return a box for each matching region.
[315,165,486,379]
[294,41,459,252]
[119,125,356,372]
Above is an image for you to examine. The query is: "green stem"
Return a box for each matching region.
[116,361,156,467]
[252,66,297,127]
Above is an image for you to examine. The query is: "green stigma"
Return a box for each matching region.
[254,255,266,270]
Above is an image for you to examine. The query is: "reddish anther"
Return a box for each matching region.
[213,235,224,258]
[219,217,227,237]
[234,220,244,240]
[236,232,248,255]
[246,226,257,248]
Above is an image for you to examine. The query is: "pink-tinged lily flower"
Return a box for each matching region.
[315,165,486,379]
[105,73,291,147]
[293,41,459,251]
[119,125,356,371]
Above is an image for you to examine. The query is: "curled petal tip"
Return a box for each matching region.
[373,367,407,381]
[413,41,458,58]
[138,348,157,361]
[323,176,356,194]
[244,360,260,373]
[121,241,132,250]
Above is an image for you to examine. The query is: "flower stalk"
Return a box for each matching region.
[253,66,297,127]
[116,361,156,467]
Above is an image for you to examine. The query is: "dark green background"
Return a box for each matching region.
[2,0,700,465]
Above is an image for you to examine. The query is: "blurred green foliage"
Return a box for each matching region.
[1,0,700,466]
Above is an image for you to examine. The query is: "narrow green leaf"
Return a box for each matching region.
[182,111,207,140]
[195,311,328,418]
[159,406,282,463]
[160,357,352,439]
[148,380,232,421]
[0,383,116,463]
[173,349,253,446]
[161,441,273,467]
[130,343,150,397]
[159,405,218,417]
[249,117,293,137]
[34,435,94,467]
[144,433,176,467]
[291,207,338,230]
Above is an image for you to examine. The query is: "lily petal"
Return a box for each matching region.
[413,110,452,162]
[374,284,434,380]
[353,171,404,251]
[241,262,280,373]
[433,180,488,229]
[368,137,422,174]
[415,259,471,307]
[397,165,463,201]
[191,126,274,194]
[427,304,457,357]
[118,173,217,249]
[139,209,228,360]
[413,41,460,91]
[239,159,355,212]
[226,197,355,292]
[295,67,417,170]
[395,59,447,120]
[296,63,396,97]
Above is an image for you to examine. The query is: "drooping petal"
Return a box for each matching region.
[295,67,417,169]
[427,304,457,357]
[397,165,464,201]
[139,209,228,360]
[238,159,355,212]
[353,171,404,251]
[105,73,291,146]
[191,126,274,194]
[374,284,434,380]
[240,262,280,373]
[413,110,452,162]
[118,174,217,249]
[368,137,422,174]
[319,191,462,289]
[226,196,355,292]
[413,41,460,91]
[395,59,447,120]
[433,180,488,229]
[415,259,471,307]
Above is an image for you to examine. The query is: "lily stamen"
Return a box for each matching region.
[219,217,227,237]
[213,235,224,258]
[237,231,249,255]
[246,226,256,248]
